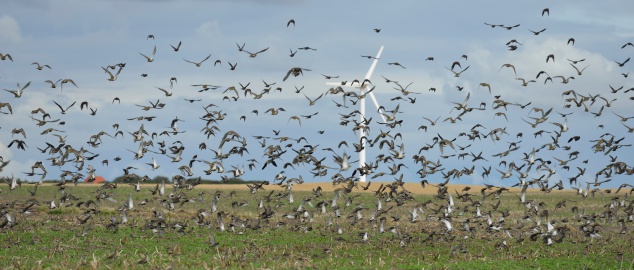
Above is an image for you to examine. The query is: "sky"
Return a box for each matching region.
[0,0,633,189]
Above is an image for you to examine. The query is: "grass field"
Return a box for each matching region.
[0,181,632,269]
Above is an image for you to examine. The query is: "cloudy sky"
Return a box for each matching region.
[1,0,633,189]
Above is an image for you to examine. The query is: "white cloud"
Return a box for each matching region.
[195,21,222,39]
[0,15,22,43]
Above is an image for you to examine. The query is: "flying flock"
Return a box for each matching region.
[0,6,633,248]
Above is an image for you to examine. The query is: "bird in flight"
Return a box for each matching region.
[499,63,517,76]
[388,62,406,69]
[529,28,547,35]
[170,41,182,52]
[567,38,575,46]
[0,53,13,61]
[139,45,157,62]
[57,79,78,92]
[32,62,51,70]
[303,93,323,106]
[615,57,630,67]
[184,54,212,67]
[243,47,269,58]
[4,81,31,98]
[446,65,470,77]
[53,100,76,114]
[101,66,123,81]
[283,67,311,81]
[236,43,246,51]
[570,63,589,75]
[287,19,295,27]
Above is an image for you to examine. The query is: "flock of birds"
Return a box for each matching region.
[0,7,634,252]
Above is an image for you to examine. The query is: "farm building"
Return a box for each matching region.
[83,175,106,183]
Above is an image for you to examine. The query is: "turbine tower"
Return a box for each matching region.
[327,46,385,182]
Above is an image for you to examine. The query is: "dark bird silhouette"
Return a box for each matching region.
[615,57,630,67]
[236,43,245,51]
[283,67,311,81]
[53,101,76,114]
[529,28,547,35]
[388,62,406,69]
[170,41,182,51]
[8,139,27,150]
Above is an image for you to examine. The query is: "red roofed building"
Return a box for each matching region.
[84,175,106,183]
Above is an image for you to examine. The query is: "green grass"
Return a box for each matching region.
[0,183,633,269]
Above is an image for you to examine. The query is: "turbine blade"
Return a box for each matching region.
[364,46,384,80]
[368,91,387,123]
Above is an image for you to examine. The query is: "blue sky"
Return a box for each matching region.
[1,0,633,189]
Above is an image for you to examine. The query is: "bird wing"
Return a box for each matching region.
[200,54,212,63]
[283,69,293,82]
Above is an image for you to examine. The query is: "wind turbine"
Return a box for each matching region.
[326,46,386,182]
